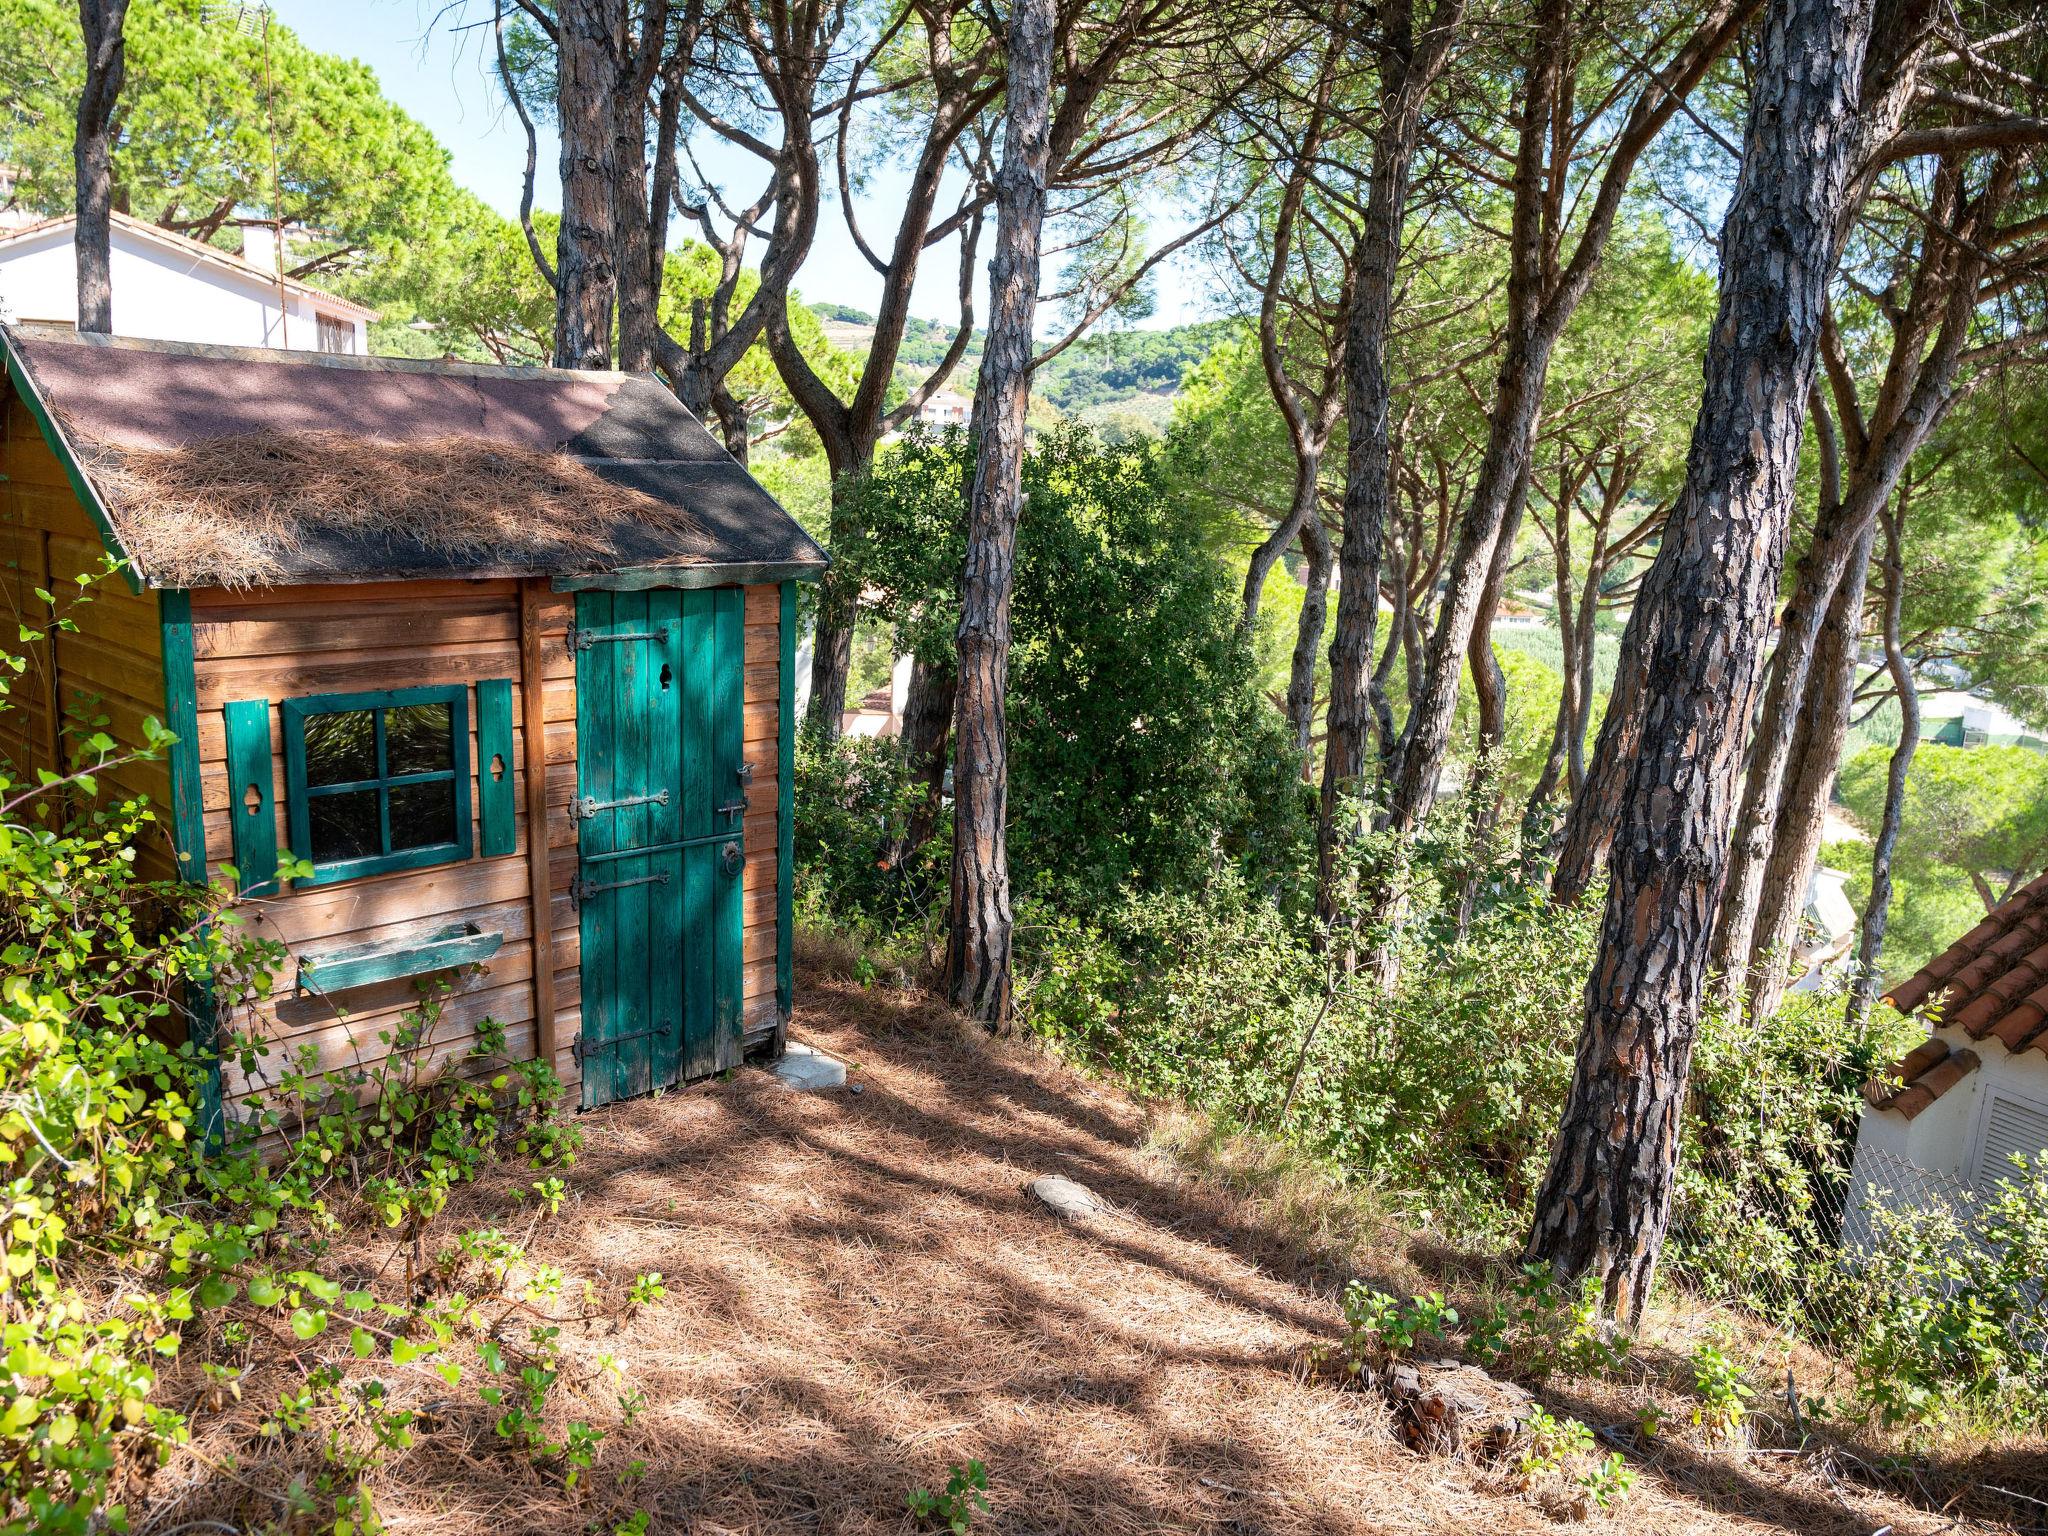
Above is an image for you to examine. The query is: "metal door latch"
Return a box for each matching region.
[720,840,745,876]
[572,789,670,820]
[718,763,753,819]
[569,868,671,909]
[566,621,672,653]
[570,1021,671,1063]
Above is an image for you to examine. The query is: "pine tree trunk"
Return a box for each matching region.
[943,0,1053,1028]
[554,0,622,369]
[1847,502,1917,1030]
[74,0,128,337]
[1287,510,1333,770]
[1315,0,1464,928]
[614,84,658,372]
[896,653,957,865]
[1468,466,1529,770]
[1523,0,1878,1324]
[1745,517,1875,1019]
[805,469,862,739]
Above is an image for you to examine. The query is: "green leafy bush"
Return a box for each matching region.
[0,585,587,1532]
[1836,1157,2048,1433]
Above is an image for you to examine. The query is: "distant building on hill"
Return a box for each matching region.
[0,210,374,354]
[915,389,970,428]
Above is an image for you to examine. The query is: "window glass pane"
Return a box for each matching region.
[308,789,379,864]
[303,709,377,786]
[388,779,457,851]
[385,703,454,776]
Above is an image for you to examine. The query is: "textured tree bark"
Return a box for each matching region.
[1523,0,1879,1324]
[1566,131,1994,915]
[1847,501,1917,1030]
[1744,517,1876,1019]
[1314,0,1465,929]
[1468,466,1530,769]
[805,496,861,737]
[1385,0,1755,836]
[896,653,958,867]
[611,2,671,374]
[1286,511,1333,770]
[943,0,1054,1028]
[74,0,129,337]
[554,0,625,368]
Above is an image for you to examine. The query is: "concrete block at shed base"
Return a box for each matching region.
[770,1040,846,1091]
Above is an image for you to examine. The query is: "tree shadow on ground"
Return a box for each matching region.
[142,968,2027,1536]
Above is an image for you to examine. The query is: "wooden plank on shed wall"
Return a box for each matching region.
[520,580,560,1074]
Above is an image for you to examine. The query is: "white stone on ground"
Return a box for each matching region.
[1027,1174,1113,1222]
[769,1040,847,1091]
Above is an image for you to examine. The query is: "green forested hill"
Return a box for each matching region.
[811,305,1238,418]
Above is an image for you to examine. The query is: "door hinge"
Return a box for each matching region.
[566,621,672,654]
[569,868,671,909]
[572,788,670,821]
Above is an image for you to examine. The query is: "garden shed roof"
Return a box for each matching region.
[0,327,826,591]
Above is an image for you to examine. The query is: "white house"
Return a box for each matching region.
[1846,874,2048,1244]
[0,211,375,354]
[915,389,971,428]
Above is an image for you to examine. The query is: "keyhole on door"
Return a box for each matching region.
[660,661,672,691]
[489,753,506,782]
[242,782,263,816]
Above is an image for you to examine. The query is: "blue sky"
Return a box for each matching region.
[268,0,1207,329]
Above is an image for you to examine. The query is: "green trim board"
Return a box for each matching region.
[221,698,278,895]
[476,678,517,857]
[157,590,221,1139]
[297,921,504,996]
[2,338,141,593]
[777,579,795,1025]
[280,684,474,888]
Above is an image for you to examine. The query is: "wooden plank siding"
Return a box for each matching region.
[0,397,172,878]
[190,580,538,1111]
[187,576,784,1114]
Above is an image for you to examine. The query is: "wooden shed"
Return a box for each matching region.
[0,326,824,1122]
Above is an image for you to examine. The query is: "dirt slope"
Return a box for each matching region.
[146,971,2026,1534]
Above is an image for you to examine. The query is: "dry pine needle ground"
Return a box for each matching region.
[141,968,2044,1535]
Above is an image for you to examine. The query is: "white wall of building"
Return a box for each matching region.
[0,221,367,353]
[1846,1024,2048,1249]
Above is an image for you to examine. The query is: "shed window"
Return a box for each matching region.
[283,687,472,886]
[316,312,356,353]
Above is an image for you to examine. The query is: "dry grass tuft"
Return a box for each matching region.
[81,430,703,587]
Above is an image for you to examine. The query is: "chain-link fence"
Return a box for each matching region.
[1661,1140,1977,1342]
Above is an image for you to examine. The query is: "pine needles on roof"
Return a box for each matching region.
[82,429,704,588]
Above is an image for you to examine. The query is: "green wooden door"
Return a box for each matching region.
[574,588,747,1108]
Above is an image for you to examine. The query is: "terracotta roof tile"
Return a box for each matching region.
[1884,876,2048,1064]
[1864,1036,1981,1120]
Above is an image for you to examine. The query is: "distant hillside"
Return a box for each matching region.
[810,307,1239,422]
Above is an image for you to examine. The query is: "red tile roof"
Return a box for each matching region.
[1884,871,2048,1052]
[1868,875,2048,1115]
[1864,1036,1981,1119]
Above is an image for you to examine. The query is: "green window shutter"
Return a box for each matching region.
[222,698,278,895]
[477,678,517,857]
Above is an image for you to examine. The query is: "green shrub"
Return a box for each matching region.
[792,728,945,936]
[1837,1157,2048,1433]
[0,583,586,1532]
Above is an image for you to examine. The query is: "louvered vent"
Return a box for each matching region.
[1973,1091,2048,1194]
